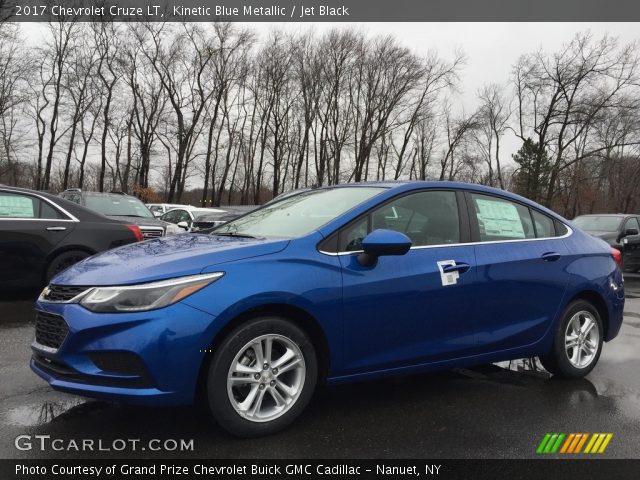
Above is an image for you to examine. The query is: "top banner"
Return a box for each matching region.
[3,0,640,22]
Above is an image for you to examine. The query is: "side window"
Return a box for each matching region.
[532,210,555,238]
[0,192,37,218]
[624,217,640,233]
[340,217,369,252]
[39,201,65,220]
[161,210,178,223]
[555,221,569,236]
[337,190,460,251]
[470,193,534,241]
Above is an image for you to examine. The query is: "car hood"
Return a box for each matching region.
[52,234,289,286]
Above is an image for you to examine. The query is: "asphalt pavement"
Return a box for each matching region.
[1,282,640,459]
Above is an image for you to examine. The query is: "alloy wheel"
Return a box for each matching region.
[226,334,306,423]
[564,311,600,369]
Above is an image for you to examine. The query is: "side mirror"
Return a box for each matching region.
[358,229,412,266]
[625,228,639,237]
[177,221,190,230]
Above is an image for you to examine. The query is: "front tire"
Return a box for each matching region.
[46,250,90,282]
[540,300,603,378]
[206,317,317,437]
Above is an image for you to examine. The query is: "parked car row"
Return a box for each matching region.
[0,186,263,288]
[4,182,640,295]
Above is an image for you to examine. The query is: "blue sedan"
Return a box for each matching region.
[31,182,625,436]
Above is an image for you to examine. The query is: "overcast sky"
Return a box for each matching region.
[268,22,640,162]
[20,21,640,167]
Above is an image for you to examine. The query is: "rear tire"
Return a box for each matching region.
[539,300,603,378]
[206,317,317,437]
[46,250,90,282]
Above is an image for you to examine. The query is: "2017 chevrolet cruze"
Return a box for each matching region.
[31,182,625,437]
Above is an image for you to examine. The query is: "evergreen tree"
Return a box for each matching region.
[512,139,551,204]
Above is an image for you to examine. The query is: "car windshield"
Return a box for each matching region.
[85,195,154,218]
[573,215,622,232]
[213,187,384,238]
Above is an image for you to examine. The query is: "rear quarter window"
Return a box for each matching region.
[531,210,555,238]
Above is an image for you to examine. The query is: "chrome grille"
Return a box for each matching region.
[35,311,69,350]
[42,285,88,302]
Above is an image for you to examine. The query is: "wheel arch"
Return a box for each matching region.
[194,302,331,404]
[567,290,610,339]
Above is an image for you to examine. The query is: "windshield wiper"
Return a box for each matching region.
[212,232,258,239]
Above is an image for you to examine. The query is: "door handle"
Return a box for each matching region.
[541,252,561,262]
[442,262,471,274]
[46,226,67,232]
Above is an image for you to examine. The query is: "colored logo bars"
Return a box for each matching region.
[536,433,613,454]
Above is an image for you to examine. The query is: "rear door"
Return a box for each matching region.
[0,191,75,288]
[466,191,570,352]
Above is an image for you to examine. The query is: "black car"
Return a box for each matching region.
[59,189,167,239]
[573,213,640,271]
[0,186,143,288]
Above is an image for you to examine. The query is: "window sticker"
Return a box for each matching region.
[475,199,525,238]
[0,195,34,218]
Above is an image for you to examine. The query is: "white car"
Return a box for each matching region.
[146,203,192,217]
[160,207,228,232]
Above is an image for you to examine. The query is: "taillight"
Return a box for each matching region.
[126,224,144,242]
[611,248,623,267]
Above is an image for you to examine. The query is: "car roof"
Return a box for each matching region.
[314,180,560,212]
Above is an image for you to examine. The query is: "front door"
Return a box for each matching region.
[621,217,640,271]
[337,190,478,375]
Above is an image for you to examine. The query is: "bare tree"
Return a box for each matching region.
[140,22,218,201]
[0,23,29,183]
[41,20,78,190]
[513,33,640,205]
[475,83,511,188]
[61,26,98,189]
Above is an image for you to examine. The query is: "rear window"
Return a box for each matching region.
[85,195,154,218]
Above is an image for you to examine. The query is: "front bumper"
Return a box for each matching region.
[30,300,217,406]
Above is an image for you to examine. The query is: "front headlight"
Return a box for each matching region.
[78,273,224,313]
